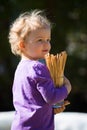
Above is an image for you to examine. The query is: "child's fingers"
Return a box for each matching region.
[54,106,65,114]
[64,100,70,106]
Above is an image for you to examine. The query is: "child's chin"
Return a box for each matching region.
[39,56,45,59]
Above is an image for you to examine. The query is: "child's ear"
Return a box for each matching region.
[19,41,25,49]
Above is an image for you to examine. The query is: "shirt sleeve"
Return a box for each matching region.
[33,62,68,105]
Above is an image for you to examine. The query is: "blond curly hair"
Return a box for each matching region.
[8,10,51,56]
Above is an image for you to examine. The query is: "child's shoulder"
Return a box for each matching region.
[33,60,48,72]
[32,60,50,77]
[16,59,50,79]
[19,59,48,73]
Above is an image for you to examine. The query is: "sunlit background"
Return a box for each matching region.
[0,0,87,130]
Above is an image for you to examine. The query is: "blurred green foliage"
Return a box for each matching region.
[0,0,87,112]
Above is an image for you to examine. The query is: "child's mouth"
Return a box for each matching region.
[42,50,48,52]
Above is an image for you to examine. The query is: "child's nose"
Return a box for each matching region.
[43,41,51,48]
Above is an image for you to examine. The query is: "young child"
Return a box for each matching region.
[8,10,71,130]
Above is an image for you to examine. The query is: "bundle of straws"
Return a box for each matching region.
[45,51,70,108]
[45,51,67,87]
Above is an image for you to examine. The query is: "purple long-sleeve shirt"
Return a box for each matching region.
[11,59,68,130]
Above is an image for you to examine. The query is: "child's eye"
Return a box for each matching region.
[47,39,51,42]
[38,39,43,42]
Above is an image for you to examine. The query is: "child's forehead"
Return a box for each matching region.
[30,28,51,37]
[25,28,51,42]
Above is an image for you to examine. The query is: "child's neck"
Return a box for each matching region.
[21,54,38,61]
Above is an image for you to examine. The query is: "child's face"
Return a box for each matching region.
[21,28,51,60]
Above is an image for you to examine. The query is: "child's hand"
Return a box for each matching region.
[53,100,70,114]
[54,105,65,114]
[64,77,72,94]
